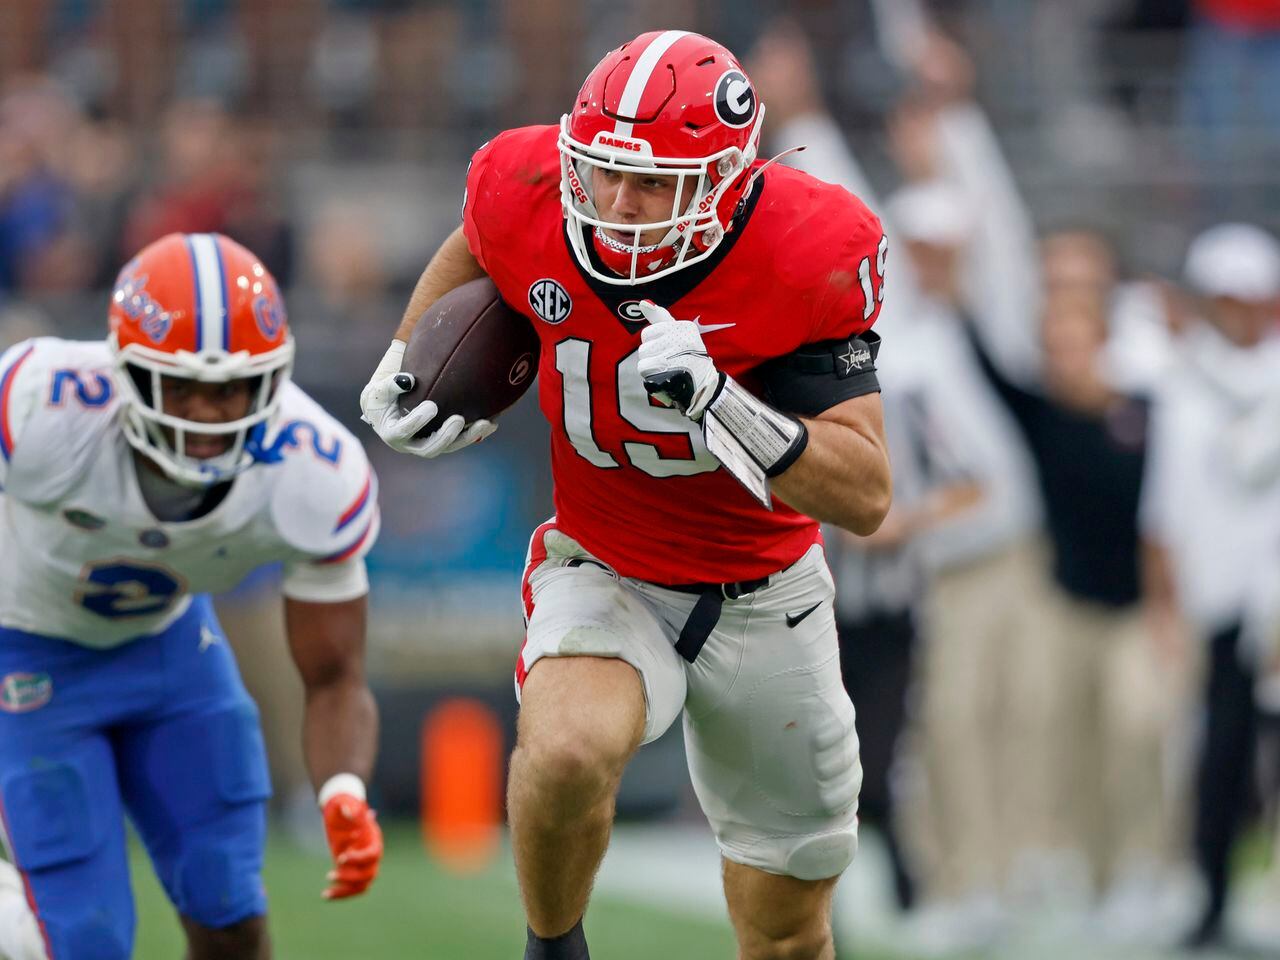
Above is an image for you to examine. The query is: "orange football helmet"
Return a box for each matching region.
[107,232,294,486]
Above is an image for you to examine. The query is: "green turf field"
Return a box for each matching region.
[92,816,1280,959]
[130,821,739,959]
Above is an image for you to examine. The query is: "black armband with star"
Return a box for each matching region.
[758,330,881,417]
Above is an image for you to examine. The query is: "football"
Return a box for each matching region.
[396,277,540,433]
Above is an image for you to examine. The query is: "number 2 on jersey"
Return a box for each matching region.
[49,370,114,407]
[75,560,185,619]
[554,339,719,478]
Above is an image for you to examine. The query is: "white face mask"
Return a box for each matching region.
[111,335,295,487]
[557,112,762,285]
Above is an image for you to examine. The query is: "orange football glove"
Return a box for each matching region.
[321,793,383,900]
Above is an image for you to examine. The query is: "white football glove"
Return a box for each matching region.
[635,301,723,420]
[359,340,496,458]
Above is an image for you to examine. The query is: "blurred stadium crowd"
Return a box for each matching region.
[3,0,1280,955]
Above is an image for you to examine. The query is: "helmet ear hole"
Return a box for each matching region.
[125,363,153,407]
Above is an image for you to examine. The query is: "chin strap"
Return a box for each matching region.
[743,144,807,195]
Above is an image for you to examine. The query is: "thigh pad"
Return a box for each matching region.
[1,751,108,871]
[524,551,686,745]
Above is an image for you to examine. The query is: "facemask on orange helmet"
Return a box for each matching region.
[559,30,765,285]
[107,232,294,487]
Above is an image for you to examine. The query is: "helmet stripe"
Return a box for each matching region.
[212,235,230,351]
[613,30,691,138]
[188,234,227,354]
[183,236,202,351]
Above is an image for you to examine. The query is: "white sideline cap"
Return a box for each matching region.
[886,180,973,248]
[1184,222,1280,302]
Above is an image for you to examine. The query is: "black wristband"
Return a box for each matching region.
[764,419,809,477]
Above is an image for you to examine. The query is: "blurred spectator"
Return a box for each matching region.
[1182,0,1280,123]
[285,194,398,407]
[1181,0,1280,215]
[0,77,96,298]
[885,33,1079,914]
[237,0,322,123]
[969,233,1182,930]
[301,196,391,313]
[123,99,293,284]
[369,5,463,130]
[107,0,180,124]
[826,365,984,921]
[885,182,1050,929]
[756,25,1049,940]
[122,98,239,244]
[0,3,53,85]
[879,29,1044,380]
[749,20,882,203]
[897,42,1187,919]
[60,118,139,289]
[1141,222,1280,948]
[500,0,586,126]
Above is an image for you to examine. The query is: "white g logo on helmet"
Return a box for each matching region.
[714,69,756,128]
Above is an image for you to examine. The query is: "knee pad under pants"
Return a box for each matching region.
[118,702,271,928]
[0,743,135,960]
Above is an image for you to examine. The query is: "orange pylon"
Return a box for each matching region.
[420,697,504,872]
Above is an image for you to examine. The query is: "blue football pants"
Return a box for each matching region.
[0,596,272,960]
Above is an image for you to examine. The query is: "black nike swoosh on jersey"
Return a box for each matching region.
[785,602,822,629]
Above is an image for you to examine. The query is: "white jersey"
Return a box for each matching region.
[0,337,380,648]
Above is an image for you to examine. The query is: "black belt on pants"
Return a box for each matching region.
[663,576,770,663]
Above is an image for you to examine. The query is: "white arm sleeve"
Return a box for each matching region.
[281,556,370,604]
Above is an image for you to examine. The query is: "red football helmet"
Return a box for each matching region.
[559,30,765,285]
[107,232,294,486]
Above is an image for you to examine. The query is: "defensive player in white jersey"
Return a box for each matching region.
[0,233,382,960]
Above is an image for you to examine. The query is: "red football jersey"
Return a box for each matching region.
[463,125,885,584]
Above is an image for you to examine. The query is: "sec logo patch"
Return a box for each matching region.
[528,279,572,325]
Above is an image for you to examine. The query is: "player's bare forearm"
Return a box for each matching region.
[770,393,892,534]
[300,677,378,787]
[394,225,488,341]
[285,596,379,788]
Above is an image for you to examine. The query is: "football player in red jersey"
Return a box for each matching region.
[362,30,891,960]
